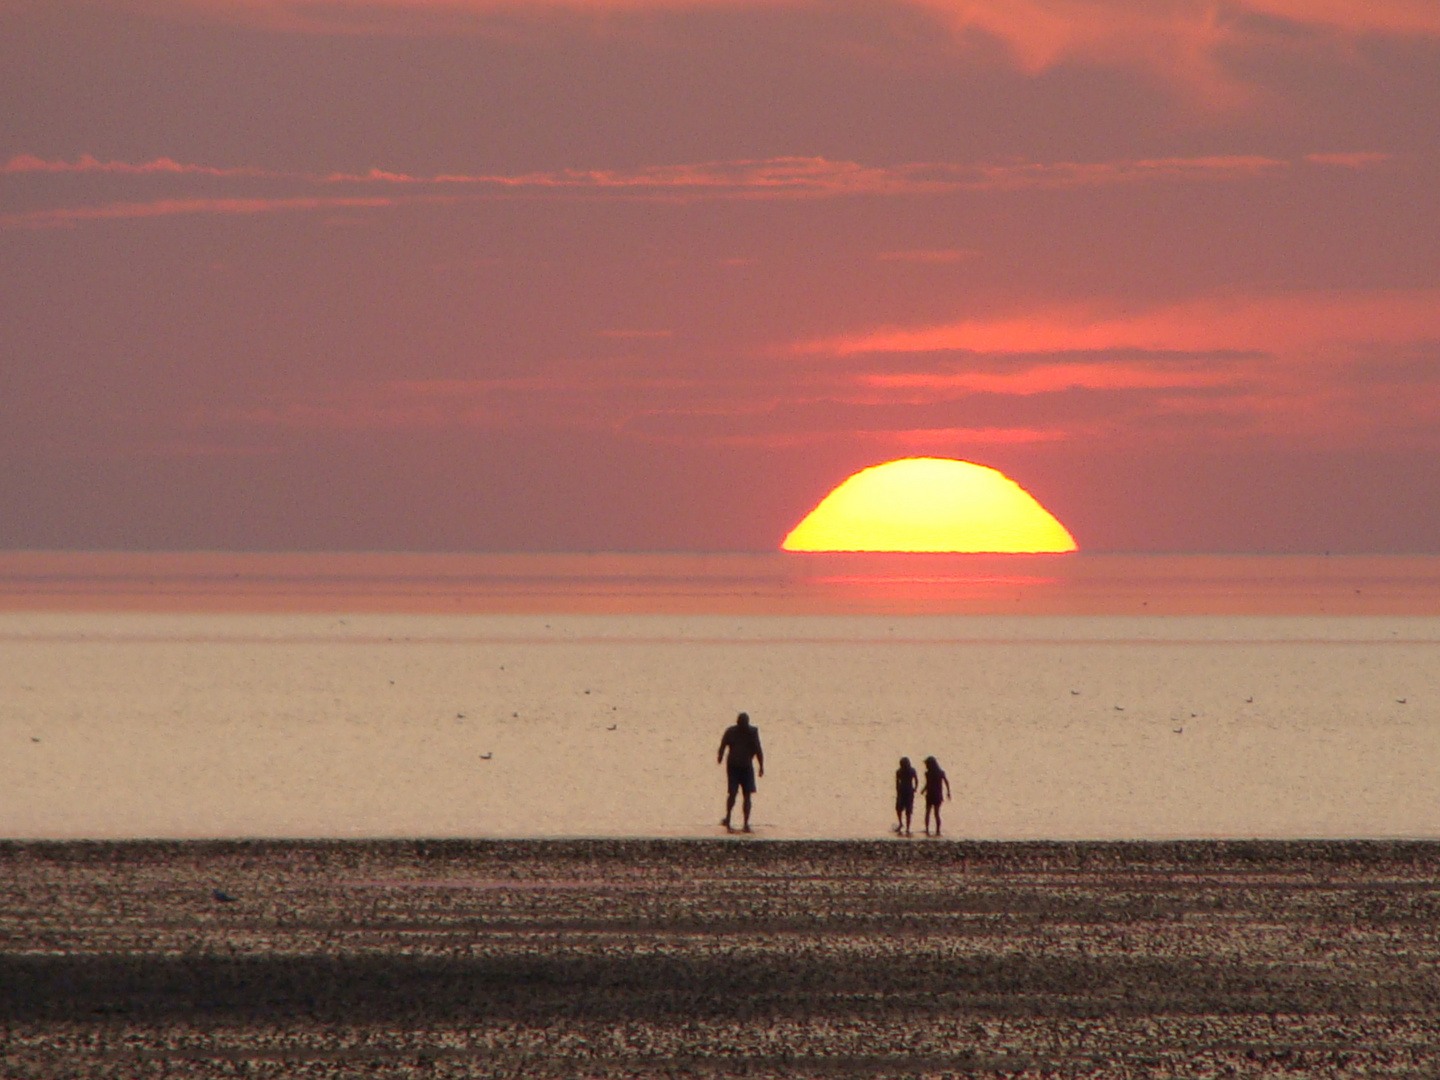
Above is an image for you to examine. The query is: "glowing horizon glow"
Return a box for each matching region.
[782,458,1078,553]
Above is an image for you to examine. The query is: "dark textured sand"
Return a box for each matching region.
[4,840,1440,1078]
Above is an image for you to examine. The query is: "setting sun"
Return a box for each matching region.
[782,458,1077,552]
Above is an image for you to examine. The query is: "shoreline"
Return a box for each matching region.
[9,835,1440,861]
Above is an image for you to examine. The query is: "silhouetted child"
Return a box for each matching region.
[894,757,918,835]
[921,756,951,836]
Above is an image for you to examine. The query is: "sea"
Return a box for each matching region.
[2,550,1438,840]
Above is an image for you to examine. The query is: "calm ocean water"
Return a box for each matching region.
[4,550,1440,614]
[2,552,1438,839]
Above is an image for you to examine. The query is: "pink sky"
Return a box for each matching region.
[2,0,1438,551]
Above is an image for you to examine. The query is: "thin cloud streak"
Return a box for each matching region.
[6,152,1291,193]
[860,361,1246,396]
[2,153,1304,228]
[0,154,269,178]
[0,196,404,229]
[876,249,973,263]
[803,290,1440,357]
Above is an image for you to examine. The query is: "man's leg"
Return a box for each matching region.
[724,789,737,829]
[741,791,752,831]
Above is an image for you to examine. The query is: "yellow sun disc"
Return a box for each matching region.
[782,458,1077,553]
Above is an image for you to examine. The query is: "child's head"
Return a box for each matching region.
[899,756,911,768]
[924,756,938,768]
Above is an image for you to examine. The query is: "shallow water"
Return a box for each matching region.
[2,605,1437,840]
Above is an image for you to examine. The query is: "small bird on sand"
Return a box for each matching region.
[479,752,493,760]
[1070,690,1080,695]
[606,724,618,731]
[1114,705,1124,711]
[212,889,237,903]
[30,737,40,743]
[1172,725,1184,734]
[1398,698,1408,704]
[1245,696,1253,703]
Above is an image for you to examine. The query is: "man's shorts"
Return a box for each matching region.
[727,762,757,796]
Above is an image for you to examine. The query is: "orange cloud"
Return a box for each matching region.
[860,360,1244,395]
[780,290,1440,453]
[913,0,1439,103]
[805,289,1440,357]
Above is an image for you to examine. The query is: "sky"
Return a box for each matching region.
[2,0,1439,553]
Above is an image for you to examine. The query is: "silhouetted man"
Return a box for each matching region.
[718,711,764,832]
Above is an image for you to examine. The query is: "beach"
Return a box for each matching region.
[4,553,1440,1075]
[5,838,1440,1077]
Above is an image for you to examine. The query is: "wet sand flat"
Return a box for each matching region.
[4,840,1440,1077]
[4,613,1439,839]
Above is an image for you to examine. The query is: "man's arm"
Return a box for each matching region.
[755,734,764,777]
[718,730,729,764]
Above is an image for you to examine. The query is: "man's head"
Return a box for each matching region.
[737,712,750,727]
